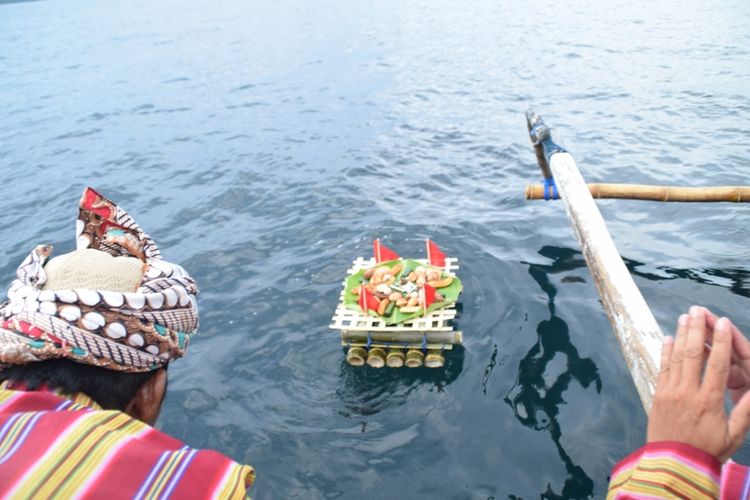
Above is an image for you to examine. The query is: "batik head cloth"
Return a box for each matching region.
[0,187,199,373]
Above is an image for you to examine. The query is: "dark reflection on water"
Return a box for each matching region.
[522,246,587,314]
[507,247,602,498]
[528,245,750,302]
[626,259,750,299]
[337,351,465,418]
[506,316,602,499]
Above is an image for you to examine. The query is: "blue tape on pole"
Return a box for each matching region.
[366,334,372,348]
[543,178,559,200]
[421,334,427,351]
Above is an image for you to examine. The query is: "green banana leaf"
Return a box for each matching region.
[343,258,462,324]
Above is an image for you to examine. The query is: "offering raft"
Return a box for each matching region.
[330,241,462,369]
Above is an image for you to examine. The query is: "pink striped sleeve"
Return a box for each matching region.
[607,442,720,499]
[721,459,750,499]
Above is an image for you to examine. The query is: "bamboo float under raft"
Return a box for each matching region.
[330,256,462,369]
[526,183,750,202]
[526,109,664,412]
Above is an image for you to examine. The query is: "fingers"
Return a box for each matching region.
[703,308,745,356]
[703,307,719,333]
[731,323,750,361]
[727,390,750,461]
[703,317,733,395]
[727,365,747,391]
[657,334,675,388]
[682,307,708,386]
[669,313,690,386]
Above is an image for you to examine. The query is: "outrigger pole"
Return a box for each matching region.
[526,108,663,412]
[526,183,750,202]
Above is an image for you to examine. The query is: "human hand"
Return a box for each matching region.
[647,307,750,462]
[698,307,750,405]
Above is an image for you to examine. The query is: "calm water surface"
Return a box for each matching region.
[2,0,749,498]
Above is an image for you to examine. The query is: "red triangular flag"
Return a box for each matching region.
[421,284,436,316]
[426,239,446,268]
[373,239,399,263]
[358,285,381,313]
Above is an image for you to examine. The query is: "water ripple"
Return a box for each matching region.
[1,0,749,498]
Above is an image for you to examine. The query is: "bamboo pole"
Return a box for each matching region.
[346,346,367,366]
[341,330,462,346]
[527,109,664,412]
[343,340,453,351]
[405,349,424,368]
[424,350,445,368]
[526,183,750,202]
[386,348,405,368]
[367,347,386,368]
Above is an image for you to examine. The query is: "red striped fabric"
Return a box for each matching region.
[0,383,254,498]
[607,441,729,499]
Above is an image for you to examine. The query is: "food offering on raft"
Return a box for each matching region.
[329,239,463,368]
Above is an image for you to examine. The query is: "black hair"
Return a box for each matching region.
[0,359,160,410]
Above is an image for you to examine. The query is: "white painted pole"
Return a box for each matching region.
[527,109,664,412]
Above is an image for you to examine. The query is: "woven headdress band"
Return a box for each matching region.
[0,187,198,373]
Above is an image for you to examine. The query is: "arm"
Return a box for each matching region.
[607,441,720,499]
[608,307,750,499]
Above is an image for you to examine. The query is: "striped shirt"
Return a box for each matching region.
[0,383,254,499]
[607,441,750,499]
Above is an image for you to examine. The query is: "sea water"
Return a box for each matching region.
[1,0,749,497]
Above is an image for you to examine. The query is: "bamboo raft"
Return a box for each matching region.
[330,256,462,368]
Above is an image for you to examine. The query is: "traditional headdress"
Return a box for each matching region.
[0,188,198,372]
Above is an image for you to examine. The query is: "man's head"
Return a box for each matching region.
[0,187,198,424]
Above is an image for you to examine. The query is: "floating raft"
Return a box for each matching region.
[330,256,462,368]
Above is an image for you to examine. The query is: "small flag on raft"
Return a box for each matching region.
[358,285,380,313]
[373,239,399,263]
[421,283,436,316]
[426,239,446,268]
